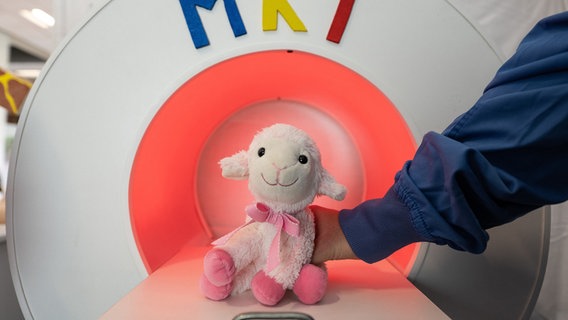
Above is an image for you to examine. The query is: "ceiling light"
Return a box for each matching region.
[20,8,55,29]
[13,69,41,79]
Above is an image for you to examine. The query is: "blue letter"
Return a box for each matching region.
[224,0,247,38]
[179,0,247,49]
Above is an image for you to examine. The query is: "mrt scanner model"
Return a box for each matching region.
[6,1,549,319]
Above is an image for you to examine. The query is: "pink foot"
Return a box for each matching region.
[293,264,327,304]
[203,248,235,286]
[200,274,233,301]
[251,271,286,306]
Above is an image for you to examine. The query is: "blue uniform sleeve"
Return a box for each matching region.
[340,12,568,263]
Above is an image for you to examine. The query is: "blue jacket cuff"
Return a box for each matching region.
[338,187,429,263]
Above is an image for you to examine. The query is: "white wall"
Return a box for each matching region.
[53,0,106,46]
[0,32,9,68]
[449,0,567,59]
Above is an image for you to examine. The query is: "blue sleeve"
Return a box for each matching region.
[340,12,568,263]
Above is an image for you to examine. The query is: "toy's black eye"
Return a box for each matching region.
[258,147,265,157]
[298,155,308,164]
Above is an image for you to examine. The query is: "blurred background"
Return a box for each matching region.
[0,0,105,194]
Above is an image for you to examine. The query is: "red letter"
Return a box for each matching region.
[327,0,355,44]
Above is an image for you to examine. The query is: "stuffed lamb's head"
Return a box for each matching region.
[219,124,346,213]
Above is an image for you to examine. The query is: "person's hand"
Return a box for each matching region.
[311,205,357,264]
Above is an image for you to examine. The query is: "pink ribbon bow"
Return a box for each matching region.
[212,203,301,271]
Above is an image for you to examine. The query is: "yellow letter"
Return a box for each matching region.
[263,0,307,32]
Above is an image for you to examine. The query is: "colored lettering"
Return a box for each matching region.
[178,0,247,49]
[224,0,247,38]
[262,0,307,32]
[179,0,356,49]
[327,0,355,43]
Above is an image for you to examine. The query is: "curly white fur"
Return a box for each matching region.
[216,123,346,294]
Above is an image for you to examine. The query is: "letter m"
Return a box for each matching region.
[179,0,247,49]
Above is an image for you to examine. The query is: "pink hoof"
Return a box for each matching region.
[251,271,286,306]
[200,274,232,301]
[203,248,235,286]
[293,264,327,304]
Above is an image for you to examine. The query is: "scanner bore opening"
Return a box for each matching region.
[129,50,417,273]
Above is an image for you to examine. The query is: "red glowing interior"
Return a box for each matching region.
[129,50,418,274]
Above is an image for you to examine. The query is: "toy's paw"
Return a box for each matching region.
[251,270,286,306]
[200,274,233,301]
[203,248,236,286]
[293,264,327,304]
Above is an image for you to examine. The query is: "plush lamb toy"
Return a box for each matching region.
[200,123,346,306]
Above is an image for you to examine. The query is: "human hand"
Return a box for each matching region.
[311,205,357,265]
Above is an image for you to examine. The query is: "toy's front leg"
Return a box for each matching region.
[251,270,286,306]
[293,264,328,304]
[250,256,327,306]
[200,248,236,301]
[201,223,264,300]
[291,210,327,304]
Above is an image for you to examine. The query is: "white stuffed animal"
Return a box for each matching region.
[200,123,346,306]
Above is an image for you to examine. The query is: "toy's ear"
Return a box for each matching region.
[219,150,249,180]
[318,169,347,200]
